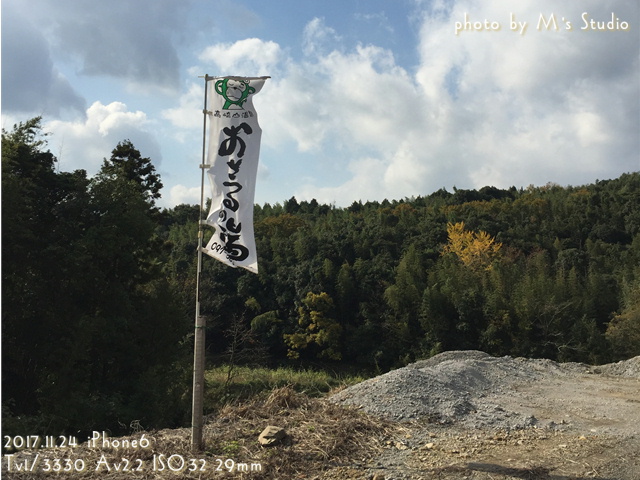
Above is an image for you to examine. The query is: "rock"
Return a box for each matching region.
[258,426,287,447]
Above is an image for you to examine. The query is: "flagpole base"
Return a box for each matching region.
[191,314,206,453]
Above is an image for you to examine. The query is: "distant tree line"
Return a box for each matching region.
[3,118,639,437]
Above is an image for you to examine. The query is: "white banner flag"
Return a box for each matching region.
[203,76,268,273]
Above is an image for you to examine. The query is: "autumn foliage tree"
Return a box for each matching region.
[442,221,502,271]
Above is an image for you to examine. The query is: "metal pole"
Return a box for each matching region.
[191,74,210,453]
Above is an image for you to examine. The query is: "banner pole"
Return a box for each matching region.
[191,74,210,453]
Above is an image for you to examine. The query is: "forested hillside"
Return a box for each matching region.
[3,118,639,437]
[180,170,639,370]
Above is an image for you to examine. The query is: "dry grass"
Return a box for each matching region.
[2,387,398,479]
[203,386,397,478]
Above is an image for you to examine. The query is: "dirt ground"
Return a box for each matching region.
[3,358,639,480]
[322,369,640,480]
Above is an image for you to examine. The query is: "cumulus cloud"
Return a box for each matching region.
[256,37,420,156]
[161,82,204,133]
[44,101,162,175]
[297,157,387,206]
[199,38,282,76]
[119,1,638,208]
[166,3,637,208]
[408,0,639,193]
[292,1,638,203]
[166,184,201,207]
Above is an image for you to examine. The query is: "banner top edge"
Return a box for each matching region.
[200,75,271,81]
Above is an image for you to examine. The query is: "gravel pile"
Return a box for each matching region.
[596,356,640,377]
[330,350,639,430]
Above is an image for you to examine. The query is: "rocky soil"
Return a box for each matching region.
[327,350,640,480]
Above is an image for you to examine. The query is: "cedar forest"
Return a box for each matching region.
[3,118,640,437]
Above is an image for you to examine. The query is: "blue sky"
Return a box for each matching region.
[3,0,639,209]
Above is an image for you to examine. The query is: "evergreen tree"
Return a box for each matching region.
[2,120,188,435]
[99,140,163,206]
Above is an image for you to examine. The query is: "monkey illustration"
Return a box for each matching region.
[215,78,256,110]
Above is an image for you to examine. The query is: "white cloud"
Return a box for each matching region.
[257,68,331,152]
[4,0,636,211]
[44,101,161,175]
[302,17,342,57]
[318,45,422,153]
[405,0,638,191]
[161,82,203,132]
[199,38,282,76]
[383,139,431,195]
[255,36,420,157]
[85,102,148,137]
[297,157,387,206]
[137,2,638,208]
[166,184,201,207]
[166,1,638,208]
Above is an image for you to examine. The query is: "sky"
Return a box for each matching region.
[2,0,639,209]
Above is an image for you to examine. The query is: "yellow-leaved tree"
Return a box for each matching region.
[442,222,502,271]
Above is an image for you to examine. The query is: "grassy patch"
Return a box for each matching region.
[203,365,365,413]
